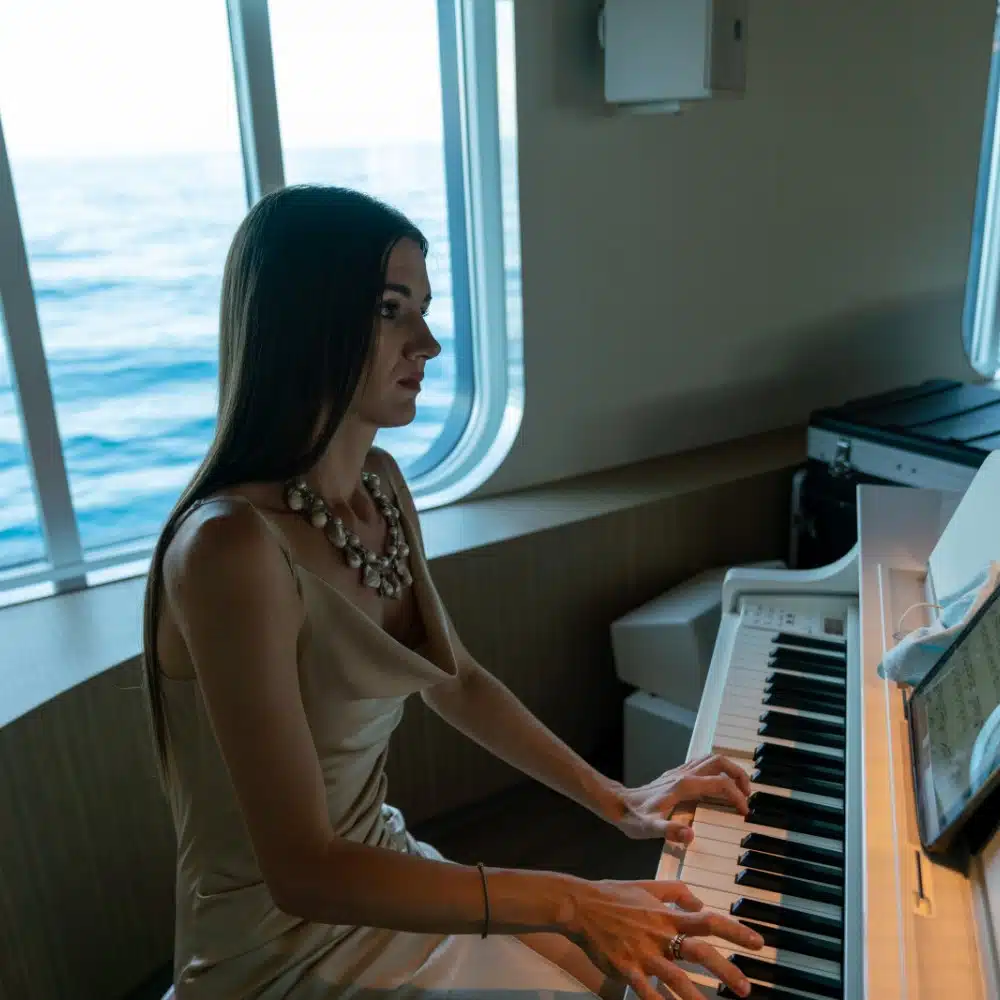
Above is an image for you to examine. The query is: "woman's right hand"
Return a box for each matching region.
[562,878,764,1000]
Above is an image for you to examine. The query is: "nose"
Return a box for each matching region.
[408,317,441,361]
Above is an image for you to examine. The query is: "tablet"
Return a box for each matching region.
[908,582,1000,854]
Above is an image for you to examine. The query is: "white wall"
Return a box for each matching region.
[484,0,995,495]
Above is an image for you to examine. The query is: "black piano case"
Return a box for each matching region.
[792,379,1000,568]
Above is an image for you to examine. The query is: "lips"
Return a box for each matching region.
[397,373,423,390]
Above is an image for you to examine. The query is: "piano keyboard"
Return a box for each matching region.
[676,609,850,1000]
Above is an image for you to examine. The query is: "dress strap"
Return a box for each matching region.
[175,494,299,584]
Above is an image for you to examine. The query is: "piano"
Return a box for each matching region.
[644,450,1000,999]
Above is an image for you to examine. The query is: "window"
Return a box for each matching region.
[268,1,459,473]
[0,0,521,604]
[0,339,44,577]
[965,5,1000,377]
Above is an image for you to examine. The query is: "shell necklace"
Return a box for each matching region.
[283,472,412,599]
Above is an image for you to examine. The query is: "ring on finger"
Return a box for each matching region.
[668,932,687,961]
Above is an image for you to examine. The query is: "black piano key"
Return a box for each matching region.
[765,673,845,702]
[759,710,844,735]
[740,833,843,868]
[730,897,842,937]
[767,655,846,680]
[763,688,847,719]
[729,954,842,1000]
[758,719,845,750]
[774,632,846,653]
[718,985,814,1000]
[771,646,846,667]
[746,805,844,841]
[752,766,844,799]
[748,791,843,826]
[754,745,844,777]
[735,917,843,963]
[739,850,842,886]
[735,868,843,907]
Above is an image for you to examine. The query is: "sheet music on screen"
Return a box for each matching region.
[911,589,1000,844]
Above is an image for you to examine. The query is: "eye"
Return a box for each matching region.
[378,300,400,320]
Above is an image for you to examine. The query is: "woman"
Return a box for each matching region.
[143,186,763,1000]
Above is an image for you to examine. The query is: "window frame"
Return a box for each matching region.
[965,5,1000,378]
[0,0,521,602]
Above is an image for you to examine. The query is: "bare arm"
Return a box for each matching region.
[164,501,573,934]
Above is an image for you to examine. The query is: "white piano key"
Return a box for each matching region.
[693,807,844,853]
[713,722,845,760]
[729,663,846,689]
[699,933,842,979]
[721,694,845,727]
[673,965,834,1000]
[677,863,843,921]
[682,848,843,920]
[691,821,843,858]
[749,781,844,811]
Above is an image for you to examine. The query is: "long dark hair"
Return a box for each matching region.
[141,185,427,780]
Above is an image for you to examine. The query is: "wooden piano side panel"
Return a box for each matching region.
[973,829,1000,1000]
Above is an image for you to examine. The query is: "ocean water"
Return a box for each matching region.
[0,143,521,574]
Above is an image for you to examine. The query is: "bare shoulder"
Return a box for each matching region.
[163,497,301,627]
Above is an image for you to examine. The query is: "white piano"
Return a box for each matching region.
[648,451,1000,999]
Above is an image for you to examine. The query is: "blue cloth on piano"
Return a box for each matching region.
[877,561,1000,685]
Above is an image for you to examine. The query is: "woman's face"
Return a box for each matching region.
[353,237,441,428]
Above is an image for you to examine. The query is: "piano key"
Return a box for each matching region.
[762,689,848,718]
[747,780,843,811]
[699,933,842,979]
[753,744,845,772]
[734,663,846,690]
[681,884,843,944]
[748,792,844,826]
[751,766,844,799]
[682,849,843,911]
[764,672,846,696]
[771,646,846,667]
[717,717,846,758]
[718,985,831,1000]
[739,832,843,867]
[773,633,846,653]
[722,695,844,728]
[730,896,843,938]
[766,657,846,680]
[758,710,844,735]
[729,954,842,999]
[735,869,843,907]
[746,805,844,841]
[735,918,842,963]
[694,808,843,853]
[756,720,845,751]
[738,850,842,886]
[679,859,843,920]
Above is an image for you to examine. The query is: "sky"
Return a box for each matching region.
[0,0,516,160]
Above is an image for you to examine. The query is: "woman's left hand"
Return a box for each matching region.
[611,754,752,845]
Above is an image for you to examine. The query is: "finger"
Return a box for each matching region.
[683,774,748,814]
[675,911,765,950]
[646,956,706,1000]
[637,880,703,910]
[663,820,695,845]
[681,939,752,998]
[697,754,752,796]
[617,959,665,1000]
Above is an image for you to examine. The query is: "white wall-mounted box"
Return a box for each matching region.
[602,0,748,110]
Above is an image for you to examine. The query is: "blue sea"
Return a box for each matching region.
[0,143,521,575]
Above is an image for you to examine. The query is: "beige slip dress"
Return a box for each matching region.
[159,461,599,999]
